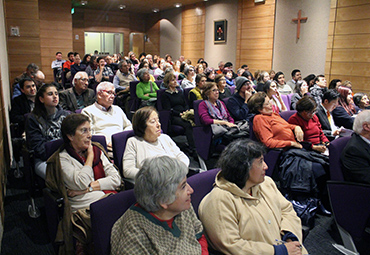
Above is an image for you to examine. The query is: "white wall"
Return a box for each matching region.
[160,8,182,59]
[273,0,331,78]
[204,0,238,69]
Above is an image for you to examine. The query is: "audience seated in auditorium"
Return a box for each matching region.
[178,62,187,80]
[105,55,118,73]
[269,69,276,80]
[195,63,204,75]
[341,110,370,184]
[328,79,342,90]
[316,89,341,141]
[290,80,309,110]
[82,82,132,150]
[94,56,114,83]
[255,70,270,92]
[138,61,155,79]
[263,80,287,113]
[157,65,173,82]
[59,71,95,113]
[223,67,235,87]
[85,55,98,82]
[161,73,196,156]
[216,61,224,74]
[216,74,232,101]
[136,68,159,107]
[46,113,121,254]
[70,53,86,80]
[199,139,307,255]
[10,78,37,135]
[303,74,316,88]
[226,76,254,122]
[128,51,139,65]
[288,97,329,153]
[309,75,327,106]
[181,66,196,89]
[81,54,91,66]
[353,92,370,111]
[51,51,65,82]
[26,83,70,179]
[332,86,357,129]
[273,71,292,95]
[12,63,39,99]
[122,107,189,183]
[204,67,215,82]
[286,69,302,91]
[113,60,137,93]
[189,74,207,108]
[111,156,207,255]
[62,52,75,80]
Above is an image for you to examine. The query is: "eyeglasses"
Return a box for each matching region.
[307,109,317,115]
[79,127,92,135]
[79,78,88,82]
[212,89,220,93]
[101,90,116,96]
[189,69,195,72]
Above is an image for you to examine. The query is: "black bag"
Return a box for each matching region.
[287,195,318,229]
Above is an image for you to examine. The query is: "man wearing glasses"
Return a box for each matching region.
[82,81,132,151]
[59,71,96,112]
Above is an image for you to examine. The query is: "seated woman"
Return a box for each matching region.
[204,67,215,82]
[161,73,196,157]
[111,156,208,255]
[189,73,207,109]
[263,80,287,113]
[273,71,292,95]
[290,80,309,110]
[199,139,307,255]
[247,92,303,149]
[123,106,189,183]
[288,97,329,153]
[332,86,357,129]
[255,70,270,91]
[26,83,70,179]
[223,67,235,87]
[353,92,370,111]
[215,74,232,101]
[181,66,196,89]
[136,68,159,107]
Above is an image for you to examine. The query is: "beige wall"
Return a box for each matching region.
[273,0,331,78]
[160,8,182,59]
[204,0,238,69]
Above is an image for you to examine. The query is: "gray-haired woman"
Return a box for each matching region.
[111,156,208,255]
[199,139,307,255]
[136,68,159,103]
[181,65,196,89]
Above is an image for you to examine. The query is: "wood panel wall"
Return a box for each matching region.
[236,0,275,75]
[325,0,370,94]
[5,0,41,86]
[39,0,72,83]
[181,3,205,65]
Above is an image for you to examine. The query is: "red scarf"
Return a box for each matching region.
[65,143,116,194]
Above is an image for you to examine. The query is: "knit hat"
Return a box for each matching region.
[235,76,249,92]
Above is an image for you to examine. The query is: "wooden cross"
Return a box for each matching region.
[292,10,308,39]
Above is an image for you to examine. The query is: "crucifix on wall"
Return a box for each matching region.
[292,10,308,39]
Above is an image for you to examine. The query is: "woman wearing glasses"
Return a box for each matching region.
[181,65,196,89]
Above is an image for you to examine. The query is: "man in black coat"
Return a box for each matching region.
[341,110,370,184]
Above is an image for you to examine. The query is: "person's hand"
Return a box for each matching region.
[301,86,308,95]
[224,121,236,128]
[333,129,340,136]
[294,126,304,142]
[86,143,94,157]
[312,145,326,153]
[90,180,101,191]
[290,141,303,149]
[144,93,149,97]
[99,62,105,68]
[285,241,302,255]
[245,89,252,102]
[67,189,87,197]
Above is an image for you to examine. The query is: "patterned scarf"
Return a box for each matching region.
[205,100,228,120]
[65,143,117,194]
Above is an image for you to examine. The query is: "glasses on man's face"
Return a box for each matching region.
[79,127,92,135]
[79,78,88,82]
[101,90,116,96]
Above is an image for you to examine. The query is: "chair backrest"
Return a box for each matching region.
[90,189,136,255]
[183,87,193,107]
[193,100,203,126]
[156,89,166,111]
[281,94,290,111]
[279,110,297,122]
[229,86,235,95]
[187,169,219,217]
[221,97,230,105]
[328,181,370,239]
[328,136,351,181]
[128,81,140,112]
[111,130,135,175]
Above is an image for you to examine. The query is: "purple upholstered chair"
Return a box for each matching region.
[111,130,135,179]
[90,189,136,255]
[328,136,351,181]
[279,110,297,122]
[183,87,193,108]
[281,94,290,111]
[128,80,140,113]
[187,169,220,218]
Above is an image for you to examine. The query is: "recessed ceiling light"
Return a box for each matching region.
[119,4,126,10]
[152,8,159,13]
[174,3,182,8]
[81,0,88,6]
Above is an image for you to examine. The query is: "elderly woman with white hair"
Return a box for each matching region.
[136,68,159,107]
[341,110,370,184]
[111,156,208,255]
[181,65,196,89]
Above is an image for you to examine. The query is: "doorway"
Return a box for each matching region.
[84,32,123,55]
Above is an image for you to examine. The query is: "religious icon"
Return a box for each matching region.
[214,20,227,44]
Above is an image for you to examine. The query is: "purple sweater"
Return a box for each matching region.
[199,100,234,126]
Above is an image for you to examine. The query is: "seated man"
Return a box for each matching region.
[226,76,255,121]
[111,156,207,255]
[63,51,75,80]
[105,55,118,73]
[12,63,39,99]
[316,89,341,140]
[70,53,86,80]
[59,71,95,112]
[113,60,136,93]
[82,81,132,149]
[94,56,114,83]
[341,110,370,184]
[51,51,65,82]
[310,75,328,106]
[10,77,37,135]
[286,69,302,91]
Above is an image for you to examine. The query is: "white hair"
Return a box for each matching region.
[72,71,88,86]
[96,81,114,93]
[353,110,370,134]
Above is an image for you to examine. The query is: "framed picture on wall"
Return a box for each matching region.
[214,19,227,44]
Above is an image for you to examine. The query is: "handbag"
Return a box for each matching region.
[140,81,157,108]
